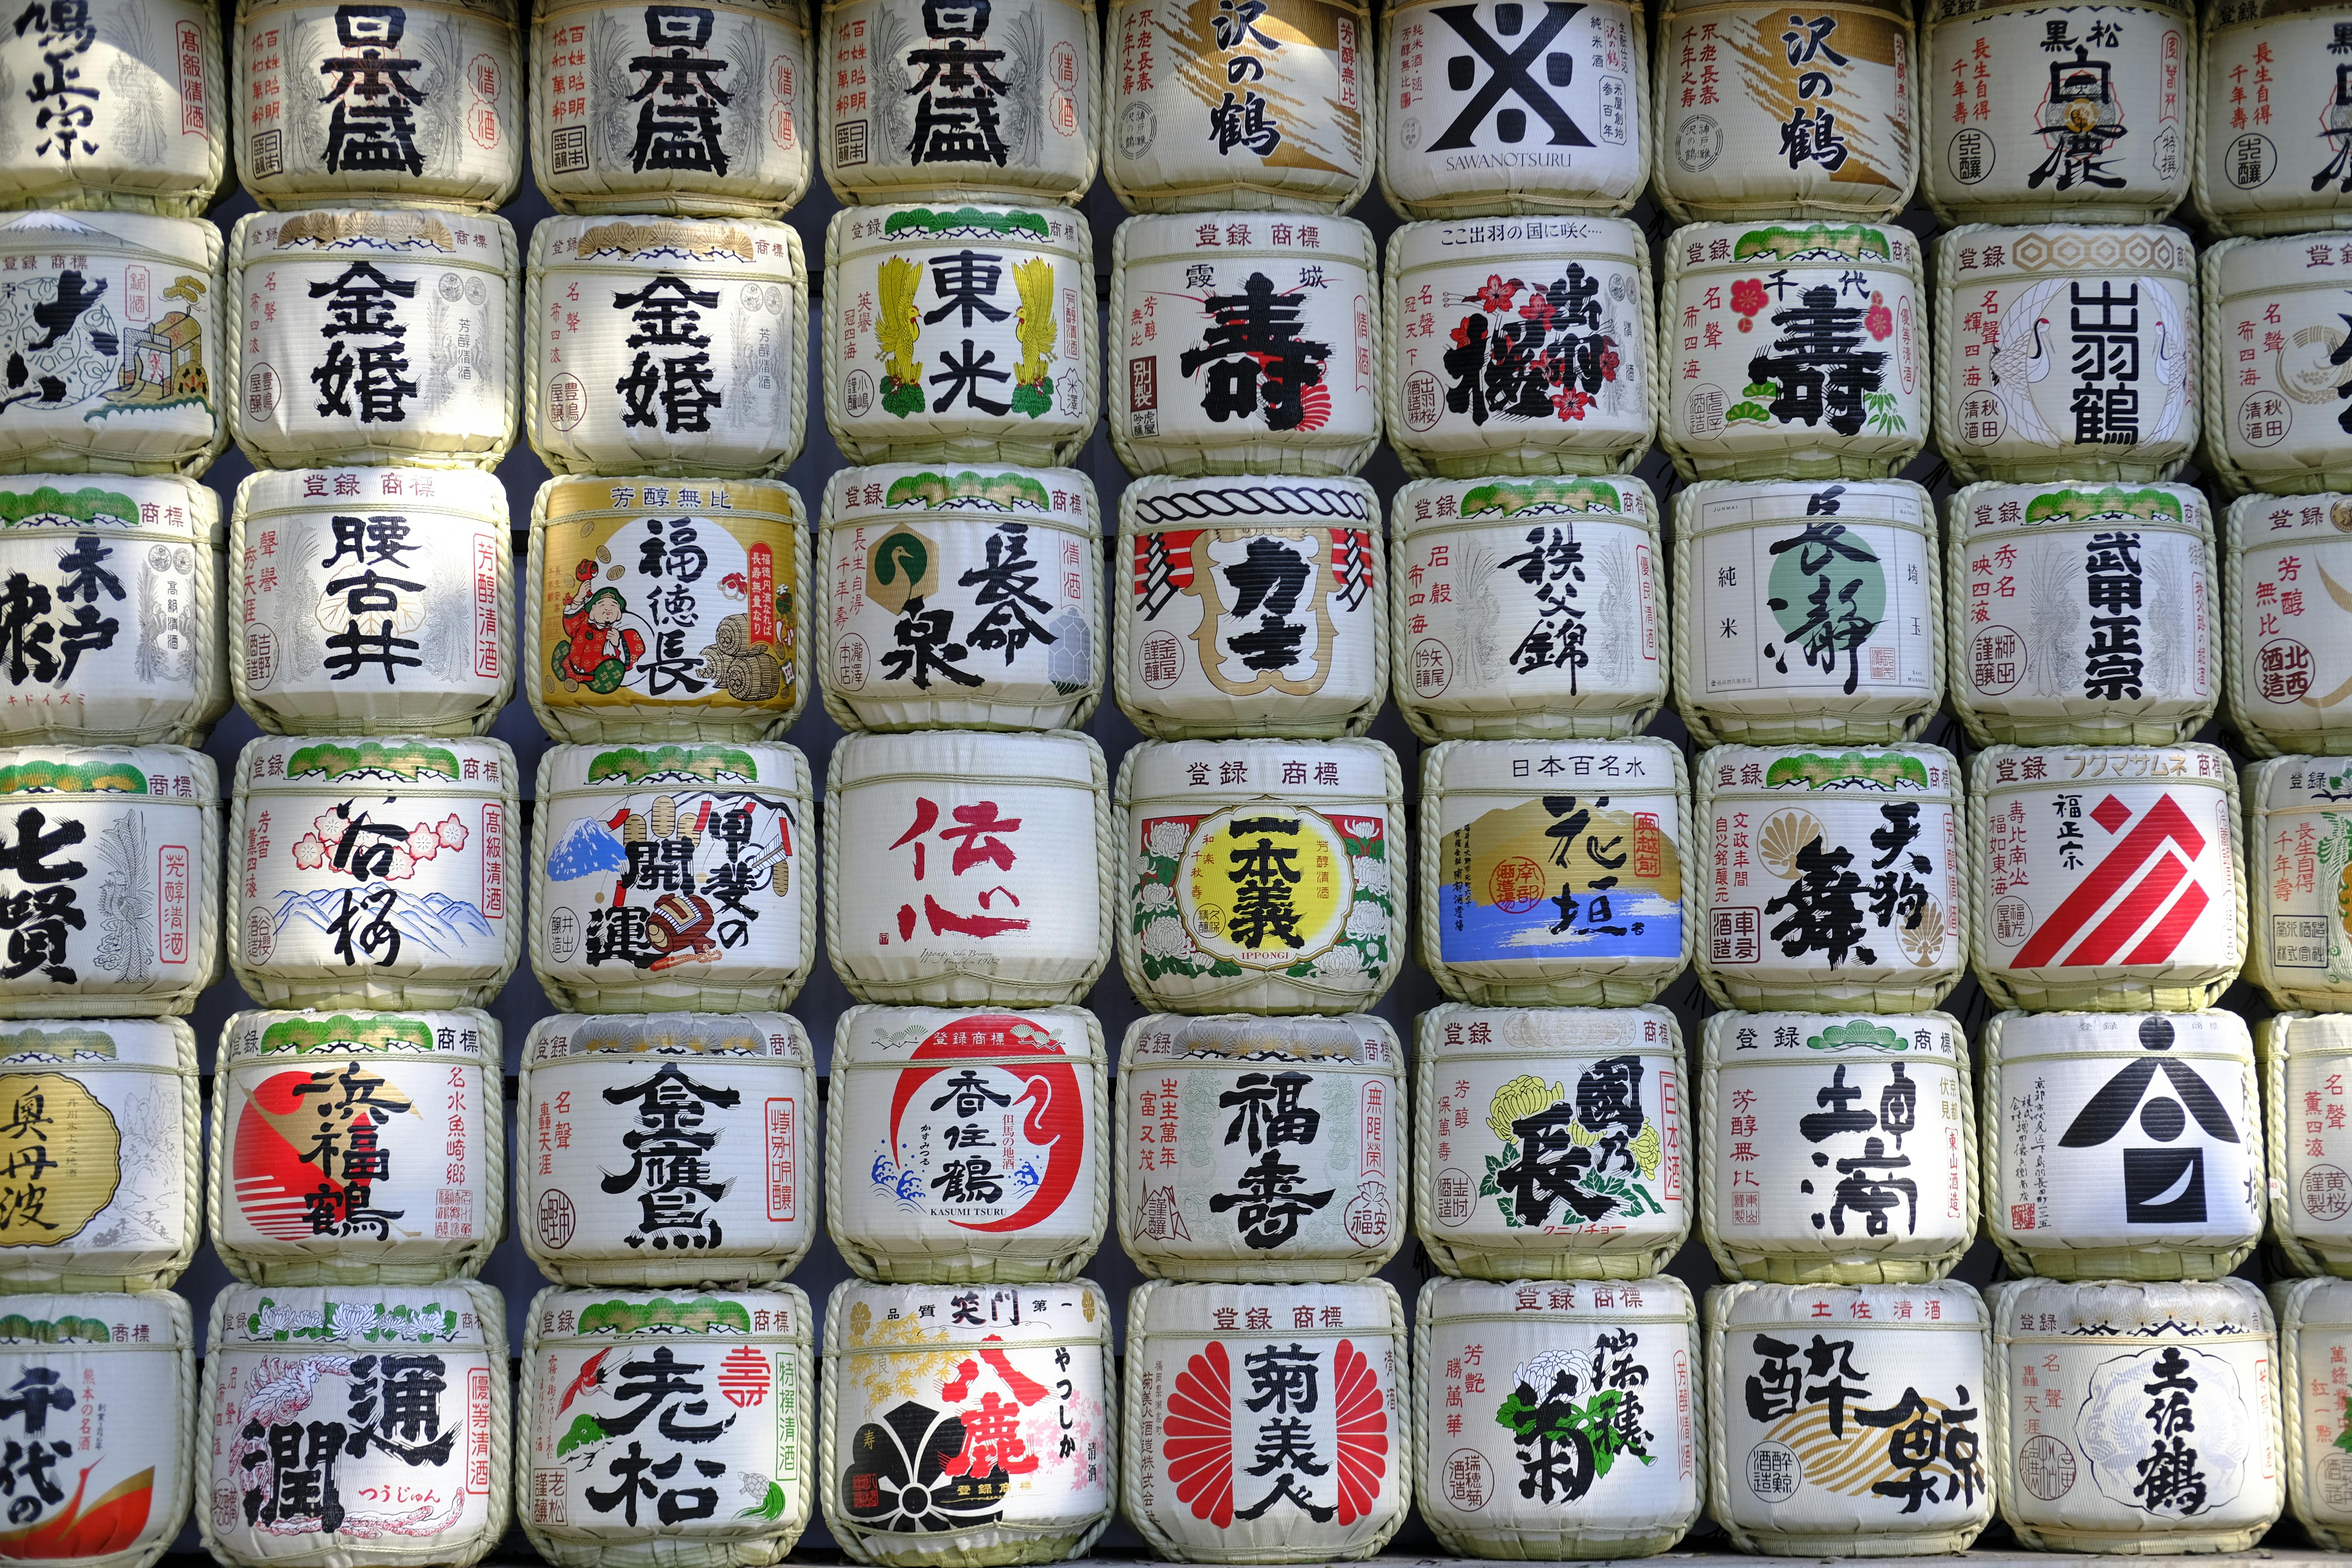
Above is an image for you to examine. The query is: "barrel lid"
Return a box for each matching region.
[1996,1276,2268,1336]
[533,214,804,277]
[540,740,808,796]
[1930,0,2189,20]
[1394,474,1657,537]
[1422,1003,1677,1056]
[533,1288,810,1343]
[527,1010,810,1063]
[0,1018,187,1068]
[236,207,514,265]
[2281,1276,2352,1329]
[2210,0,2350,24]
[1121,211,1375,268]
[0,1294,183,1345]
[0,744,214,798]
[1952,481,2209,537]
[538,473,801,522]
[220,1008,497,1064]
[1122,1011,1398,1069]
[239,466,508,519]
[239,734,516,789]
[2251,755,2352,812]
[824,464,1096,530]
[540,0,798,18]
[831,1279,1107,1348]
[1123,736,1395,802]
[1714,1279,1984,1329]
[1423,1275,1694,1323]
[1673,219,1920,271]
[1706,1011,1963,1062]
[1130,1280,1396,1337]
[833,727,1099,787]
[1678,478,1931,534]
[0,209,219,263]
[834,1005,1105,1067]
[1390,214,1642,270]
[1972,741,2235,791]
[833,203,1087,257]
[1122,474,1376,533]
[2268,1011,2352,1057]
[1701,743,1958,799]
[212,1283,498,1349]
[1430,736,1681,794]
[0,475,222,546]
[2215,231,2352,292]
[1992,1008,2250,1061]
[1935,224,2194,279]
[2226,491,2352,547]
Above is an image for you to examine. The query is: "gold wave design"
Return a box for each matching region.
[1764,1395,1965,1497]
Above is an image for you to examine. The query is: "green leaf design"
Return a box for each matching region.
[737,1481,789,1520]
[556,1413,608,1458]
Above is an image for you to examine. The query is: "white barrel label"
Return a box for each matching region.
[2273,1017,2352,1240]
[0,0,218,203]
[2202,8,2352,225]
[0,1298,185,1560]
[2232,496,2352,737]
[2209,237,2352,485]
[0,1022,191,1279]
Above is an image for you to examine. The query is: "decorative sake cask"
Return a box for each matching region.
[517,1011,817,1285]
[0,0,225,216]
[1389,474,1665,741]
[1118,737,1404,1014]
[1102,0,1370,213]
[1945,480,2216,746]
[200,1282,510,1568]
[2202,235,2352,495]
[1989,1278,2281,1552]
[820,0,1095,205]
[1933,224,2199,484]
[531,741,812,1012]
[827,728,1110,1006]
[1418,1276,1699,1558]
[1969,743,2245,1011]
[2195,0,2352,237]
[1920,0,2192,224]
[525,215,807,476]
[1414,1003,1689,1280]
[229,735,517,1009]
[0,1019,198,1291]
[525,475,810,743]
[0,211,222,476]
[0,474,222,745]
[2275,1277,2352,1545]
[1657,220,1925,479]
[822,1278,1114,1565]
[1652,0,1916,223]
[1709,1280,1992,1555]
[1383,216,1653,479]
[2246,758,2352,1011]
[0,744,216,1017]
[1419,737,1689,1007]
[1108,212,1379,476]
[1381,0,1645,219]
[825,204,1097,467]
[533,0,813,217]
[1123,1280,1406,1563]
[1116,475,1382,739]
[0,1292,191,1568]
[2258,1014,2352,1276]
[1116,1011,1401,1282]
[818,462,1101,731]
[230,467,508,736]
[829,1003,1105,1282]
[522,1286,815,1568]
[1675,478,1940,745]
[1701,1010,1973,1282]
[210,1007,497,1283]
[233,0,521,209]
[2225,492,2352,756]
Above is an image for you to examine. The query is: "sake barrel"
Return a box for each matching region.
[1380,0,1645,219]
[1920,0,2192,224]
[1116,475,1384,739]
[1988,1277,2281,1552]
[525,475,811,743]
[1116,1011,1401,1282]
[818,462,1102,731]
[0,474,223,745]
[0,0,225,216]
[0,1018,198,1291]
[1700,1010,1974,1283]
[200,1282,511,1568]
[1969,743,2246,1011]
[2202,235,2352,495]
[828,1003,1106,1282]
[1933,224,2200,484]
[825,204,1098,467]
[1108,213,1380,477]
[2225,493,2352,756]
[1124,1280,1406,1562]
[228,735,518,1009]
[2246,758,2352,1011]
[1383,217,1654,479]
[1102,0,1370,213]
[1694,743,1966,1012]
[233,0,521,209]
[1414,1003,1689,1280]
[1651,0,1917,224]
[822,1278,1114,1565]
[1674,479,1940,746]
[2195,0,2352,237]
[0,744,216,1017]
[0,211,222,476]
[525,216,807,477]
[1657,220,1925,479]
[819,0,1096,206]
[531,741,813,1012]
[1389,474,1666,742]
[533,0,813,217]
[0,1292,191,1568]
[1117,737,1404,1014]
[2257,1013,2352,1276]
[1420,737,1690,1007]
[210,1006,499,1284]
[517,1011,817,1284]
[1945,480,2216,746]
[1417,1276,1698,1558]
[522,1285,815,1568]
[827,728,1110,1006]
[230,467,509,736]
[1709,1280,1992,1555]
[2277,1277,2352,1545]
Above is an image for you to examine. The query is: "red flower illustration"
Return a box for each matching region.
[1865,291,1894,341]
[1553,386,1594,421]
[1517,289,1557,329]
[1730,277,1769,317]
[1599,348,1621,382]
[1473,274,1520,312]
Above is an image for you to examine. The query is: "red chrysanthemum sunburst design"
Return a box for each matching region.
[1162,1341,1236,1527]
[1295,383,1332,431]
[1329,1338,1388,1526]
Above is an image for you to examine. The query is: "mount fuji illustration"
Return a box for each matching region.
[546,816,627,882]
[269,888,496,957]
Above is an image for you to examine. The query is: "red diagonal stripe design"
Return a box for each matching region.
[2063,851,2187,968]
[2122,880,2211,967]
[2012,795,2206,968]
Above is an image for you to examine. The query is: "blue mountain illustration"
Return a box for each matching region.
[270,888,497,957]
[547,816,627,881]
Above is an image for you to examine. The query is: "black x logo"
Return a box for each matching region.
[1428,1,1591,151]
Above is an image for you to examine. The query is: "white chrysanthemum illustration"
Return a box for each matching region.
[1344,900,1389,938]
[1147,822,1191,859]
[1514,1348,1593,1396]
[1352,855,1388,893]
[1141,916,1198,960]
[1319,944,1366,975]
[1137,883,1175,913]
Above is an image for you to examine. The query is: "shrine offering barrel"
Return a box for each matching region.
[0,0,225,217]
[2243,757,2352,1011]
[2193,0,2352,236]
[2256,1013,2352,1277]
[2224,492,2352,757]
[2274,1277,2352,1547]
[2201,234,2352,495]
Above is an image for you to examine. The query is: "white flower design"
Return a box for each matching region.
[1141,916,1198,961]
[1318,944,1366,975]
[1351,855,1389,894]
[1146,822,1191,860]
[1137,883,1176,913]
[1344,900,1389,939]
